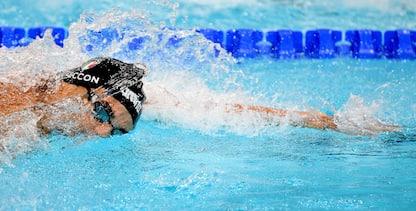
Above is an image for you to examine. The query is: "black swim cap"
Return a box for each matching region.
[63,57,146,89]
[63,57,147,123]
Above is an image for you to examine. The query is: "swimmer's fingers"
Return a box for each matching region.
[365,120,402,133]
[335,118,402,136]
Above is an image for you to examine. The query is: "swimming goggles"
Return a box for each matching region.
[92,100,113,124]
[89,90,129,134]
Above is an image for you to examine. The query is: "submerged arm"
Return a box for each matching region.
[143,83,337,131]
[228,104,401,135]
[144,83,400,135]
[229,104,338,131]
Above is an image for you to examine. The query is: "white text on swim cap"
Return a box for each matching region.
[121,87,143,113]
[67,72,100,84]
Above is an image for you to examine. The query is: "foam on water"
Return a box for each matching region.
[334,94,402,136]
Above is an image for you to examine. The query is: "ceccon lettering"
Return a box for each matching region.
[67,72,100,84]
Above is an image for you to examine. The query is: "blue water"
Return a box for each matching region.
[1,0,416,210]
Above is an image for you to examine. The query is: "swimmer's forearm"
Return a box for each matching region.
[229,104,338,131]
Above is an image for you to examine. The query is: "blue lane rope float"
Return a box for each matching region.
[0,26,68,48]
[0,27,26,48]
[346,30,383,59]
[225,29,263,58]
[384,29,416,59]
[27,27,68,47]
[0,26,415,59]
[305,29,342,59]
[267,30,303,59]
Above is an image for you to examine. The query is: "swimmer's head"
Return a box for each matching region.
[63,57,147,126]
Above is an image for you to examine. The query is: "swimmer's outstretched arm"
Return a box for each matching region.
[228,104,401,134]
[143,84,337,131]
[144,83,401,135]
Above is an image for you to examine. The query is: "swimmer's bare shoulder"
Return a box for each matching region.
[0,80,115,137]
[0,80,88,117]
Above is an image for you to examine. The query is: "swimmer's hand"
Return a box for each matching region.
[291,109,402,135]
[334,113,402,136]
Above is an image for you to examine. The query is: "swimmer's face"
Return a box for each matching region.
[87,87,134,133]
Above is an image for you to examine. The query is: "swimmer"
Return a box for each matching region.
[0,57,401,137]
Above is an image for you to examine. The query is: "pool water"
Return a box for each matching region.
[1,0,416,210]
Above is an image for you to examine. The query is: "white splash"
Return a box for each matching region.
[142,70,267,136]
[0,111,43,166]
[0,8,240,163]
[334,94,401,136]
